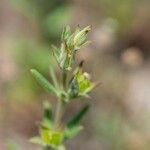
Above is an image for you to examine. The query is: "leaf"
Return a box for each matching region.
[43,101,53,120]
[61,25,71,42]
[66,32,75,50]
[30,136,45,146]
[51,45,60,65]
[67,104,90,127]
[40,127,51,144]
[57,145,66,150]
[30,69,58,95]
[50,131,63,145]
[40,127,63,146]
[42,101,53,129]
[64,126,83,140]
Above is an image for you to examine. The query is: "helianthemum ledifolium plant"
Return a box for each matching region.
[30,25,98,150]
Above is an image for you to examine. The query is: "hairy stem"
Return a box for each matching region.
[54,71,68,129]
[62,71,67,90]
[44,146,52,150]
[54,98,63,128]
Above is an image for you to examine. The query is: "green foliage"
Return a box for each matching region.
[30,25,97,150]
[6,141,18,150]
[67,104,90,127]
[30,69,58,96]
[64,125,83,140]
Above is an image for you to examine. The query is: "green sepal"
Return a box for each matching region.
[68,78,79,99]
[74,26,91,50]
[68,65,97,98]
[61,25,71,42]
[51,45,60,66]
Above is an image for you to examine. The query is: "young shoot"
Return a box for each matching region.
[30,25,98,150]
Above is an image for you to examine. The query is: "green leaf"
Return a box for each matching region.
[50,131,63,145]
[67,104,90,127]
[43,101,53,120]
[57,145,66,150]
[64,126,83,140]
[40,127,51,144]
[30,69,58,95]
[40,127,63,146]
[42,101,53,129]
[51,45,60,65]
[61,25,71,42]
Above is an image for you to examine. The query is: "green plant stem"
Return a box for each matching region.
[54,98,63,128]
[54,71,68,129]
[44,146,52,150]
[62,71,67,90]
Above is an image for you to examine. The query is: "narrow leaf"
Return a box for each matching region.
[43,101,53,120]
[67,104,90,127]
[64,126,83,140]
[30,69,58,95]
[30,137,45,146]
[42,101,53,129]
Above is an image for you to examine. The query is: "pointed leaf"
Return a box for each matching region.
[61,25,71,42]
[30,136,45,146]
[30,69,58,95]
[67,104,90,127]
[57,145,66,150]
[42,101,53,129]
[64,126,83,140]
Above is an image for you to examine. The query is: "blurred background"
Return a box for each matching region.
[0,0,150,149]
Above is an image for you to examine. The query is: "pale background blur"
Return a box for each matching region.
[0,0,150,150]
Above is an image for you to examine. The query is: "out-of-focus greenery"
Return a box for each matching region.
[6,0,72,102]
[97,0,137,30]
[6,38,53,102]
[10,0,72,40]
[6,140,19,150]
[94,111,128,150]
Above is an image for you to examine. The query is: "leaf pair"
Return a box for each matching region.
[30,101,63,149]
[31,102,90,147]
[30,128,63,148]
